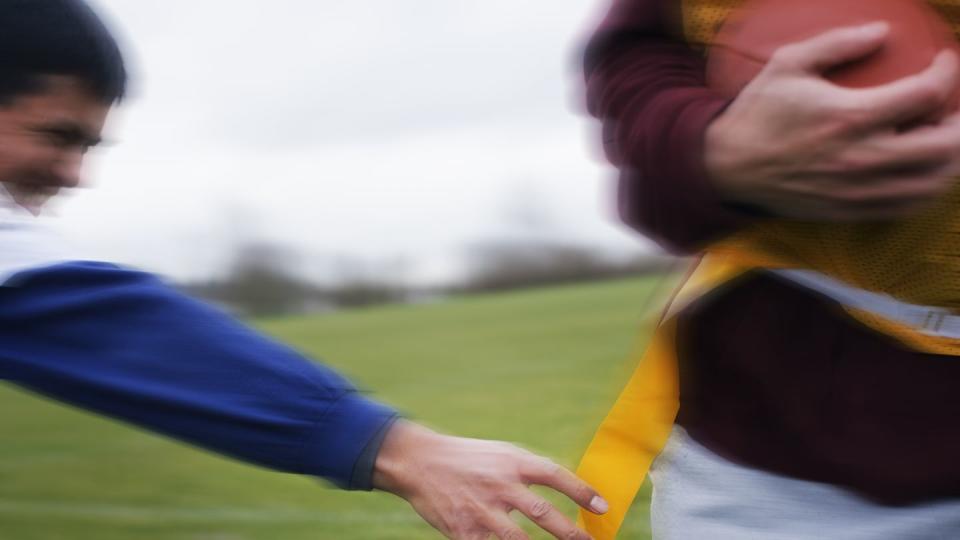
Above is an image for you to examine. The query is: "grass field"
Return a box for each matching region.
[0,275,677,539]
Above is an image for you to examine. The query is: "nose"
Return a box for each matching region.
[52,149,84,188]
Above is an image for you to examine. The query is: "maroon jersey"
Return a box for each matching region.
[586,0,960,503]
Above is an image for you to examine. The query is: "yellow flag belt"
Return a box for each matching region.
[576,250,960,539]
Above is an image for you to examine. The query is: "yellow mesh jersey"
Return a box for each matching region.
[679,1,960,320]
[684,0,960,47]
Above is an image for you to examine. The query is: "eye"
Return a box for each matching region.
[45,130,74,148]
[39,129,98,153]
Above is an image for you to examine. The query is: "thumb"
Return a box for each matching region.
[772,21,890,74]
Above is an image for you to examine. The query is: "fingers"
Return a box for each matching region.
[835,175,955,207]
[481,513,529,540]
[815,110,960,179]
[704,18,960,222]
[819,196,943,222]
[849,50,960,128]
[383,433,604,540]
[506,491,592,540]
[777,192,936,222]
[519,457,608,515]
[769,23,960,130]
[771,22,889,74]
[784,168,958,221]
[838,117,960,174]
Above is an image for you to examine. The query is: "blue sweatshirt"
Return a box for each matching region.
[0,202,397,490]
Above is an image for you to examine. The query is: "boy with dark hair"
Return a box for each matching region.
[0,2,607,539]
[0,0,126,103]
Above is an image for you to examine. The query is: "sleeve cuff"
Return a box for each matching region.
[348,414,400,491]
[622,90,756,253]
[667,92,753,230]
[299,392,398,489]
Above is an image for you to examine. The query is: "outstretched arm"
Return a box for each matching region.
[585,0,746,253]
[0,260,606,539]
[0,261,396,489]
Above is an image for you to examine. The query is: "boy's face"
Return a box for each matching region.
[0,75,110,214]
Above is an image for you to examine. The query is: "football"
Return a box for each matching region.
[707,0,960,100]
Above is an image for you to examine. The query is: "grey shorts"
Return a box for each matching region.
[648,427,960,540]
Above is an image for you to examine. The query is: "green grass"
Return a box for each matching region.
[0,275,678,539]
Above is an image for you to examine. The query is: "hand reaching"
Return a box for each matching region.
[373,420,607,540]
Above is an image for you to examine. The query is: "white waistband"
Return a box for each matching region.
[770,269,960,339]
[649,426,960,539]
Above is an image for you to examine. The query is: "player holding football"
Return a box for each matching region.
[0,2,608,539]
[578,0,960,539]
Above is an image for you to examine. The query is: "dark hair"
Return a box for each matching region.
[0,0,127,104]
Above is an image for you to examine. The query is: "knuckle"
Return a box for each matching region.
[768,46,799,71]
[450,513,474,533]
[564,528,588,540]
[814,156,861,177]
[545,461,568,483]
[531,457,562,479]
[541,458,562,474]
[827,145,886,174]
[834,155,870,175]
[914,81,948,107]
[461,501,486,521]
[502,529,528,540]
[834,101,874,129]
[448,524,472,539]
[934,136,960,159]
[530,499,553,519]
[478,473,499,489]
[915,139,953,162]
[575,483,593,503]
[824,95,879,132]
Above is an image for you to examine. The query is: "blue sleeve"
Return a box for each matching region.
[0,261,397,489]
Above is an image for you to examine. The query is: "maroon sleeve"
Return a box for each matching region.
[586,0,752,254]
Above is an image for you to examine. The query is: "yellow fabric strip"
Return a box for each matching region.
[576,256,748,539]
[576,318,679,540]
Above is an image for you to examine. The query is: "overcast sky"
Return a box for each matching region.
[44,0,654,285]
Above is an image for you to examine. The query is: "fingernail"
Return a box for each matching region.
[860,22,889,37]
[937,49,959,63]
[590,495,609,514]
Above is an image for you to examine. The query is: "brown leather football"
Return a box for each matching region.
[707,0,960,103]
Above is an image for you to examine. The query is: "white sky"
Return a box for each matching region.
[45,0,655,285]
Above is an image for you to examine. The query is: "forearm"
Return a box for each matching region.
[0,261,396,489]
[585,0,751,253]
